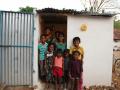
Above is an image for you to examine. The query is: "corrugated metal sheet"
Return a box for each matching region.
[0,11,2,85]
[0,11,34,86]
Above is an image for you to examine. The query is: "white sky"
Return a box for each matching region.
[0,0,85,11]
[0,0,120,18]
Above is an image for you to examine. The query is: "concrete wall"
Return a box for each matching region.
[33,14,114,87]
[33,13,39,87]
[67,15,114,86]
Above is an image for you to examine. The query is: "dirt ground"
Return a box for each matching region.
[112,51,120,90]
[0,86,33,90]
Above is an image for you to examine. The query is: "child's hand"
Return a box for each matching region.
[69,73,74,80]
[63,71,64,76]
[70,76,74,80]
[50,65,52,68]
[44,65,47,69]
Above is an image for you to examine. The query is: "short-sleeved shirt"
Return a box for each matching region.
[55,42,66,52]
[38,42,48,61]
[70,46,84,60]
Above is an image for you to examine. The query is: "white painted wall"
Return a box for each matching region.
[33,14,114,88]
[33,13,46,90]
[67,16,114,86]
[33,13,39,87]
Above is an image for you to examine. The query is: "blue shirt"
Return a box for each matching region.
[55,42,66,52]
[38,42,48,61]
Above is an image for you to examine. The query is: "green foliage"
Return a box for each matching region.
[114,20,120,30]
[19,6,34,13]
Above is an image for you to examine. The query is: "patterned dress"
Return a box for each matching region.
[46,51,54,82]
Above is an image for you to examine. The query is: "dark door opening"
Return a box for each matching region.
[39,14,67,42]
[37,14,67,89]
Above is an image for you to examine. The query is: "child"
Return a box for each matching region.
[68,51,83,90]
[45,43,55,88]
[38,34,48,80]
[52,31,60,43]
[63,49,70,90]
[70,37,84,61]
[53,49,64,90]
[55,32,66,52]
[44,27,53,44]
[70,37,84,90]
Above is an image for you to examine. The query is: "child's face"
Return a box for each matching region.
[58,34,64,42]
[48,45,54,52]
[57,53,62,57]
[41,36,46,43]
[73,40,80,47]
[55,32,59,38]
[73,52,80,60]
[64,52,69,57]
[46,28,51,35]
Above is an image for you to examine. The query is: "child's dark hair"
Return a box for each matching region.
[73,37,81,43]
[48,43,56,49]
[58,32,65,42]
[45,26,52,31]
[55,31,60,35]
[40,34,46,38]
[56,49,62,54]
[58,32,64,37]
[64,49,70,54]
[72,50,81,55]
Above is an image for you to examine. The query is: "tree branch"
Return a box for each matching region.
[97,0,111,12]
[81,0,87,10]
[93,0,97,8]
[89,0,92,7]
[97,0,106,11]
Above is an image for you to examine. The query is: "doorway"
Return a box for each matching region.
[39,14,67,42]
[37,14,67,89]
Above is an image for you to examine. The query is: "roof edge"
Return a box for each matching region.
[37,8,116,17]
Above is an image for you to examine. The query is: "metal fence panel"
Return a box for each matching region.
[0,11,2,84]
[0,11,34,86]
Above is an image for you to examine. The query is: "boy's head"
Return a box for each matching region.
[48,43,55,52]
[58,32,64,42]
[72,51,81,60]
[64,49,69,57]
[55,31,60,38]
[45,27,52,35]
[40,34,46,43]
[56,49,63,57]
[73,37,81,47]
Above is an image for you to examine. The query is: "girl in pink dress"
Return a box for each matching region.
[53,49,64,90]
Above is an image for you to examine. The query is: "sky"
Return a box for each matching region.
[0,0,120,16]
[0,0,85,11]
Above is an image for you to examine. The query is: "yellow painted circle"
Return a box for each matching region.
[81,24,87,31]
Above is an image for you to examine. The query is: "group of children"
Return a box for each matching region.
[38,27,84,90]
